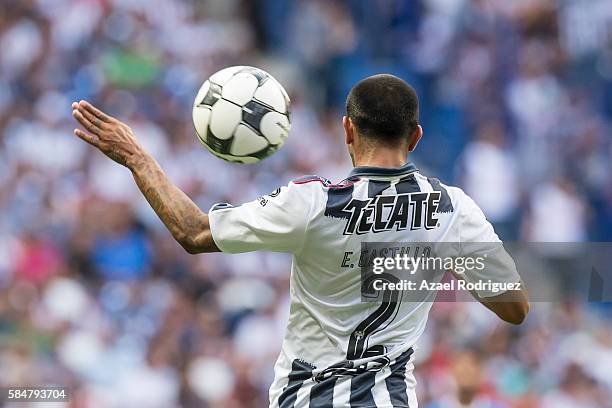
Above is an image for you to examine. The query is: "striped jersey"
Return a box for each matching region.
[208,162,520,408]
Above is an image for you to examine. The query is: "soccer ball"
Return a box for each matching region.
[192,66,291,164]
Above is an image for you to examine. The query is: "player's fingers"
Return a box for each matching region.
[77,105,106,130]
[72,109,102,135]
[74,128,100,147]
[78,100,112,123]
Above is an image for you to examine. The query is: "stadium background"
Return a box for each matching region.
[1,0,612,407]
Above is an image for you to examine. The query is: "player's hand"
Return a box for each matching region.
[71,100,146,168]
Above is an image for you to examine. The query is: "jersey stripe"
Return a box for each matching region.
[371,369,394,407]
[368,179,392,198]
[308,377,337,407]
[395,174,421,194]
[350,370,378,407]
[426,177,454,213]
[278,360,314,408]
[325,184,355,219]
[385,349,414,407]
[333,377,352,407]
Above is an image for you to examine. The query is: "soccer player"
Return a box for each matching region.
[71,74,529,408]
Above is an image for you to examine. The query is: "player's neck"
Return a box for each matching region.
[353,148,408,169]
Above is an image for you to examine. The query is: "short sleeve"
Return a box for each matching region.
[208,182,313,254]
[457,191,521,297]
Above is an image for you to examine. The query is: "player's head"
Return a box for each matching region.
[343,74,422,163]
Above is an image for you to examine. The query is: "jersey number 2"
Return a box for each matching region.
[346,273,402,360]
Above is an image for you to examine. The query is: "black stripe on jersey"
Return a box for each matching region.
[395,174,421,194]
[309,376,337,408]
[426,177,454,213]
[385,348,414,407]
[350,370,377,407]
[325,184,355,219]
[278,359,314,408]
[368,180,392,198]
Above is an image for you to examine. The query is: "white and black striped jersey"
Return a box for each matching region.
[208,162,520,408]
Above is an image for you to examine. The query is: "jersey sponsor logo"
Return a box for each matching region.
[339,191,442,235]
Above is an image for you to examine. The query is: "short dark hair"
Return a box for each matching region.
[346,74,419,143]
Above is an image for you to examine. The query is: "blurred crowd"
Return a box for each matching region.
[1,0,612,407]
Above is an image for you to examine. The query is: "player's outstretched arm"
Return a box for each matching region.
[71,100,219,254]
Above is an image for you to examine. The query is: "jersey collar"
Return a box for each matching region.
[349,162,418,178]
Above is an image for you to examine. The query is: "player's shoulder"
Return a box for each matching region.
[292,175,333,186]
[438,182,478,210]
[291,174,360,189]
[432,179,487,221]
[260,175,332,203]
[284,175,359,211]
[412,172,473,213]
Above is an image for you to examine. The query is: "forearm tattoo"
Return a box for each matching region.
[131,156,215,252]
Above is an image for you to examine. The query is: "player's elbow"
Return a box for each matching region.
[176,230,218,254]
[174,233,203,254]
[484,284,530,325]
[181,241,203,254]
[501,301,530,325]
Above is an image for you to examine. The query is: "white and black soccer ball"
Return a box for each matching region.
[192,66,291,164]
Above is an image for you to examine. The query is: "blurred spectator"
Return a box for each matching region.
[458,122,519,239]
[425,350,509,408]
[523,179,587,242]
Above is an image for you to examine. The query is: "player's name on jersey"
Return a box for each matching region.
[341,244,432,269]
[372,278,522,294]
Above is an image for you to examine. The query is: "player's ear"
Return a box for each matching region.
[343,116,354,146]
[407,125,423,152]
